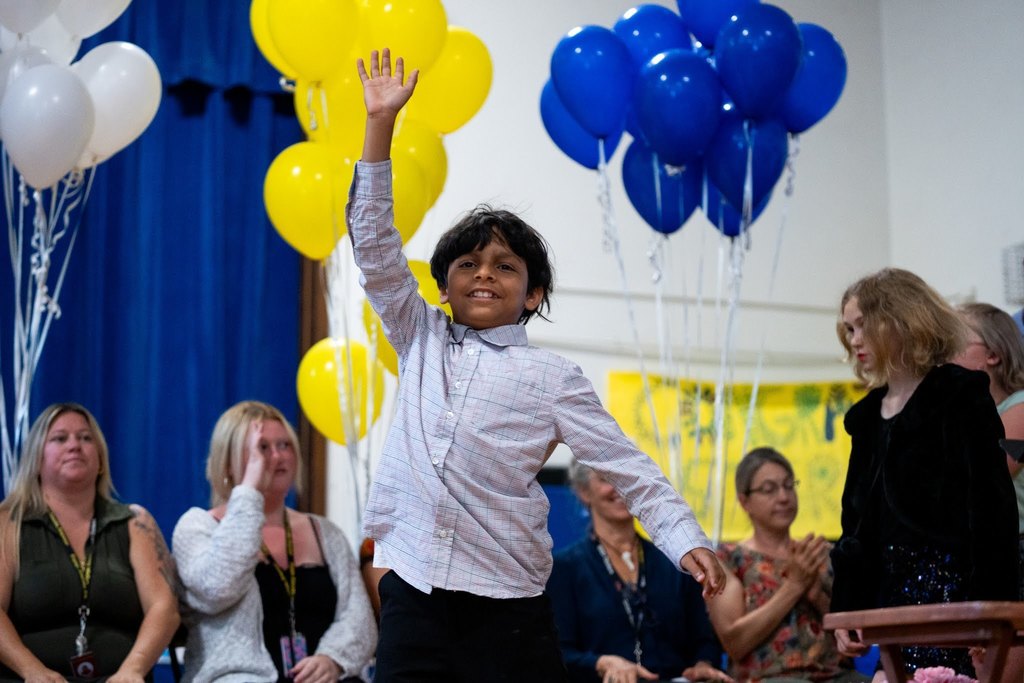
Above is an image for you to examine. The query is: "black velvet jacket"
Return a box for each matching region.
[830,364,1018,613]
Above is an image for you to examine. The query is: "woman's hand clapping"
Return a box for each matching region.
[784,534,829,591]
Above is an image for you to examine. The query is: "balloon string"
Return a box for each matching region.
[744,136,799,455]
[651,152,664,234]
[597,138,663,455]
[649,235,682,487]
[322,244,365,523]
[703,228,727,514]
[656,238,686,492]
[710,237,746,544]
[1,164,95,494]
[676,236,696,493]
[741,119,754,250]
[304,83,319,134]
[690,175,712,488]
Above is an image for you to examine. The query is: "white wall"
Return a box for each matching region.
[326,0,1024,533]
[882,0,1024,305]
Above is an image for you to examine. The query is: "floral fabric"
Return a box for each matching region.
[718,542,846,682]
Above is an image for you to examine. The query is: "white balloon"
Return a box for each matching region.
[71,41,161,166]
[8,13,82,65]
[0,0,59,35]
[57,0,132,39]
[0,44,53,107]
[0,64,94,188]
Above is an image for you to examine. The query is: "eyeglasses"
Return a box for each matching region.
[746,479,799,496]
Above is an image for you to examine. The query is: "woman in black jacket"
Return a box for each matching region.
[831,268,1018,676]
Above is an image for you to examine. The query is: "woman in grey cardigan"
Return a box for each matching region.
[173,401,375,683]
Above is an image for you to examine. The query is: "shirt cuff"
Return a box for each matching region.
[353,159,393,199]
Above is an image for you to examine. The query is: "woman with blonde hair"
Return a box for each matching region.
[0,403,179,682]
[831,269,1017,676]
[172,400,374,683]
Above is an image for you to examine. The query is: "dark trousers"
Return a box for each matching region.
[373,571,569,683]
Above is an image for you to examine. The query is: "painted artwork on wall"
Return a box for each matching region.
[607,371,864,541]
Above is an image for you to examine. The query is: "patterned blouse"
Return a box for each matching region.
[717,542,847,681]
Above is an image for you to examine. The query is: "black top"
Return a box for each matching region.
[1,498,146,683]
[831,364,1018,612]
[255,523,338,683]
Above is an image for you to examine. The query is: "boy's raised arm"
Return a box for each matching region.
[357,48,419,163]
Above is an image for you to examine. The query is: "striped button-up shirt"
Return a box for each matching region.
[349,161,711,598]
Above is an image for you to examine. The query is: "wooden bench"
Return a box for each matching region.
[824,602,1024,683]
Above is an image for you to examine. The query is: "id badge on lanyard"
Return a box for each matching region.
[48,511,98,679]
[263,510,307,677]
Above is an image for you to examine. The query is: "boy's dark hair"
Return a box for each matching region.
[430,205,553,324]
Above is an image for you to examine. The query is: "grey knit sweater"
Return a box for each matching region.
[172,485,376,682]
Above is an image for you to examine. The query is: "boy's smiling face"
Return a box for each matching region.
[439,236,543,330]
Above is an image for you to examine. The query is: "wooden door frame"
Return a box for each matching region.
[297,258,327,515]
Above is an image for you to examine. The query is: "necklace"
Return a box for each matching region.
[596,533,639,578]
[592,532,647,666]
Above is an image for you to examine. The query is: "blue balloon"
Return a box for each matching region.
[780,23,847,134]
[634,48,722,166]
[622,138,702,234]
[540,80,623,170]
[715,3,802,119]
[676,0,759,49]
[613,5,692,71]
[624,103,646,144]
[705,113,788,210]
[703,180,770,237]
[550,26,635,139]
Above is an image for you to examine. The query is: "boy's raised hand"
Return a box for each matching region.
[357,48,418,118]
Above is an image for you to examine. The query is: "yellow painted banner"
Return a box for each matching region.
[607,373,864,542]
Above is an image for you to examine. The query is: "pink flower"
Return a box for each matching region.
[911,666,977,683]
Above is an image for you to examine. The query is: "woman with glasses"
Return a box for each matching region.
[172,401,375,683]
[707,447,864,682]
[831,269,1017,677]
[548,458,730,683]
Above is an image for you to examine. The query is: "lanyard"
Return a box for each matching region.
[260,510,298,637]
[47,510,96,655]
[593,534,646,666]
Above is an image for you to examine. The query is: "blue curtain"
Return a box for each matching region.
[3,1,305,537]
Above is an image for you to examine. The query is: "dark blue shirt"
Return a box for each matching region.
[547,535,721,682]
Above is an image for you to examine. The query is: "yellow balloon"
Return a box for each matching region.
[249,0,297,78]
[356,0,448,74]
[263,142,347,260]
[362,300,398,376]
[294,73,365,156]
[394,118,447,206]
[405,27,492,134]
[267,0,359,81]
[297,338,385,445]
[391,150,428,244]
[408,260,451,316]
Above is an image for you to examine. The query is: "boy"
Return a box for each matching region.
[350,50,724,682]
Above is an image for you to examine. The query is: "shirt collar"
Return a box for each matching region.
[450,322,529,347]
